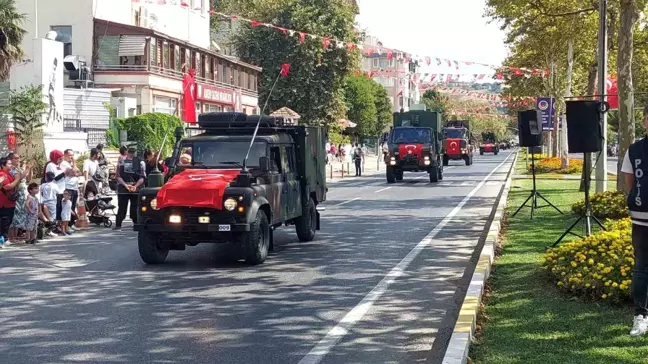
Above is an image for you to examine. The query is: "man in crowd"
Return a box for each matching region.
[114,147,145,231]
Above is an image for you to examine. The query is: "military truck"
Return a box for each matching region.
[442,119,474,166]
[134,112,327,265]
[383,109,443,183]
[479,131,500,155]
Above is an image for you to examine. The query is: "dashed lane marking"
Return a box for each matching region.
[335,197,361,206]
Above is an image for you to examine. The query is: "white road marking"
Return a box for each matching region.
[335,197,361,206]
[298,152,514,364]
[374,187,391,193]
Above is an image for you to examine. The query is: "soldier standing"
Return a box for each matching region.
[623,105,648,337]
[114,147,145,231]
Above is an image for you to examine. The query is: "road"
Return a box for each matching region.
[0,150,515,364]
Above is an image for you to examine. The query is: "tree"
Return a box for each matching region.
[0,0,27,81]
[230,0,359,126]
[343,75,377,136]
[2,85,46,165]
[420,89,450,119]
[369,80,392,133]
[113,113,183,157]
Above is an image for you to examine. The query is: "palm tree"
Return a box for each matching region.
[0,0,27,81]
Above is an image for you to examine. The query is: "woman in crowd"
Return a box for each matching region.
[44,150,67,234]
[8,152,33,243]
[0,157,21,245]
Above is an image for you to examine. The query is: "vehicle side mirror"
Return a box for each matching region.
[259,156,270,172]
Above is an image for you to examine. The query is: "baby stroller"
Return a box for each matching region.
[86,196,116,228]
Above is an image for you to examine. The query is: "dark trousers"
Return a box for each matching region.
[354,158,362,176]
[633,224,648,316]
[66,189,78,227]
[0,207,15,239]
[55,194,63,221]
[116,193,138,228]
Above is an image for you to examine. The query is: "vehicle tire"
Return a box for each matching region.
[494,150,499,155]
[386,167,396,183]
[480,150,484,155]
[138,231,169,264]
[429,165,439,183]
[295,197,316,242]
[242,210,270,265]
[396,170,403,181]
[443,155,449,166]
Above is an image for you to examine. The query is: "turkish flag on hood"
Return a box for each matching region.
[156,169,241,210]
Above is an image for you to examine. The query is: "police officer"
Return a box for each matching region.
[622,105,648,337]
[114,147,145,231]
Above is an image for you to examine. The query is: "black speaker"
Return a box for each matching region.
[518,110,542,147]
[566,101,603,153]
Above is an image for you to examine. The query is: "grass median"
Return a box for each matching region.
[469,178,648,364]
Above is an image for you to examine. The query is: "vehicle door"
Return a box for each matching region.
[281,144,301,219]
[267,145,284,224]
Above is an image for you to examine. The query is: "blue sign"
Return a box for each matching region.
[536,97,555,131]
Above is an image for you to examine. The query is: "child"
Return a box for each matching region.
[40,172,59,222]
[60,190,74,236]
[24,183,39,245]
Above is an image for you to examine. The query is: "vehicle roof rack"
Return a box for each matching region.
[197,112,290,129]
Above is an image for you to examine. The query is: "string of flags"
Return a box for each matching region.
[449,111,514,119]
[129,0,548,79]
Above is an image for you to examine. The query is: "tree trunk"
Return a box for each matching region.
[617,0,639,193]
[561,39,574,170]
[580,61,599,191]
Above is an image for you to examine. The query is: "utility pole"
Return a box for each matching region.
[595,0,608,192]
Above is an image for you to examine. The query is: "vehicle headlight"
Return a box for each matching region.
[150,198,159,210]
[390,156,395,161]
[224,198,237,211]
[424,155,430,160]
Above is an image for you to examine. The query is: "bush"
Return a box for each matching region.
[572,190,629,220]
[113,113,182,157]
[543,217,633,302]
[531,157,583,174]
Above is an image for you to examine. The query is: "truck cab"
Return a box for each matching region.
[134,112,327,265]
[479,131,500,155]
[442,119,474,166]
[383,109,443,183]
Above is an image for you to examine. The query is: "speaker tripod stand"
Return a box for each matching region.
[552,152,605,247]
[512,149,563,219]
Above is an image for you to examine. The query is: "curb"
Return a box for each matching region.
[441,151,519,364]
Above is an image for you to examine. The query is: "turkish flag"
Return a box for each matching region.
[182,70,197,123]
[607,77,618,110]
[156,169,241,210]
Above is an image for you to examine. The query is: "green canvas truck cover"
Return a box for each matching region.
[393,110,442,132]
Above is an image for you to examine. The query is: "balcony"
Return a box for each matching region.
[92,19,260,97]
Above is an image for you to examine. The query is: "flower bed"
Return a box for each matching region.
[530,157,583,174]
[543,218,633,302]
[571,190,629,220]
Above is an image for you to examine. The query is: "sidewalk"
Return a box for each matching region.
[326,154,382,181]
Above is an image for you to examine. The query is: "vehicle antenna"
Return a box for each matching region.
[242,63,290,171]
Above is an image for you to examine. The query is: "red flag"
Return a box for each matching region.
[280,63,290,77]
[182,70,197,123]
[180,1,188,6]
[425,57,431,65]
[607,77,619,109]
[6,130,15,151]
[386,50,393,60]
[298,32,306,44]
[322,37,331,49]
[251,20,262,27]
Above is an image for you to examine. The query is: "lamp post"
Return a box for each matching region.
[595,0,608,193]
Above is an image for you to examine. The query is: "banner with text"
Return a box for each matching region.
[536,97,555,131]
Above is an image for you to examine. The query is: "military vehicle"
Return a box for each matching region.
[479,131,500,155]
[134,112,327,265]
[383,108,443,183]
[442,119,474,166]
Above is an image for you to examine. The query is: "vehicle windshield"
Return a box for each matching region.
[177,140,267,168]
[391,128,431,144]
[444,128,467,139]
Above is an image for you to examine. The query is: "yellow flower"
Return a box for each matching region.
[602,294,608,299]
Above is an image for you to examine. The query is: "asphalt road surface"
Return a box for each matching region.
[0,150,515,364]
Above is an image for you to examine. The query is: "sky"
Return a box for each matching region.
[355,0,509,77]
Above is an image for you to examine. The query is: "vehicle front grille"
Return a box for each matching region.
[163,207,230,225]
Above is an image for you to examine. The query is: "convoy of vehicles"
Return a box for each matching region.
[382,109,444,183]
[442,119,474,166]
[135,112,327,265]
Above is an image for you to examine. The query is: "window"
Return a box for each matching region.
[269,146,281,173]
[95,36,119,66]
[283,146,296,173]
[185,48,191,71]
[180,141,267,168]
[372,58,379,67]
[152,96,177,114]
[174,45,181,72]
[149,37,157,67]
[204,55,209,79]
[51,26,72,56]
[163,42,170,69]
[195,51,200,75]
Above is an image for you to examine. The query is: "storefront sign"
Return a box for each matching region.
[197,84,235,105]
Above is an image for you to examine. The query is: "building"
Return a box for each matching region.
[9,0,261,153]
[361,34,420,113]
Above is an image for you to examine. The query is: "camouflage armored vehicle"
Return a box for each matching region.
[383,109,443,183]
[134,112,327,265]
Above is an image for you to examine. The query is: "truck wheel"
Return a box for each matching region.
[386,167,396,183]
[295,197,316,242]
[396,170,403,181]
[429,165,439,183]
[480,150,484,155]
[494,150,499,155]
[438,163,444,181]
[242,210,270,265]
[138,231,169,264]
[443,155,449,166]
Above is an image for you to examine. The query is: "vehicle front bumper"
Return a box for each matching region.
[134,222,250,233]
[446,153,469,160]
